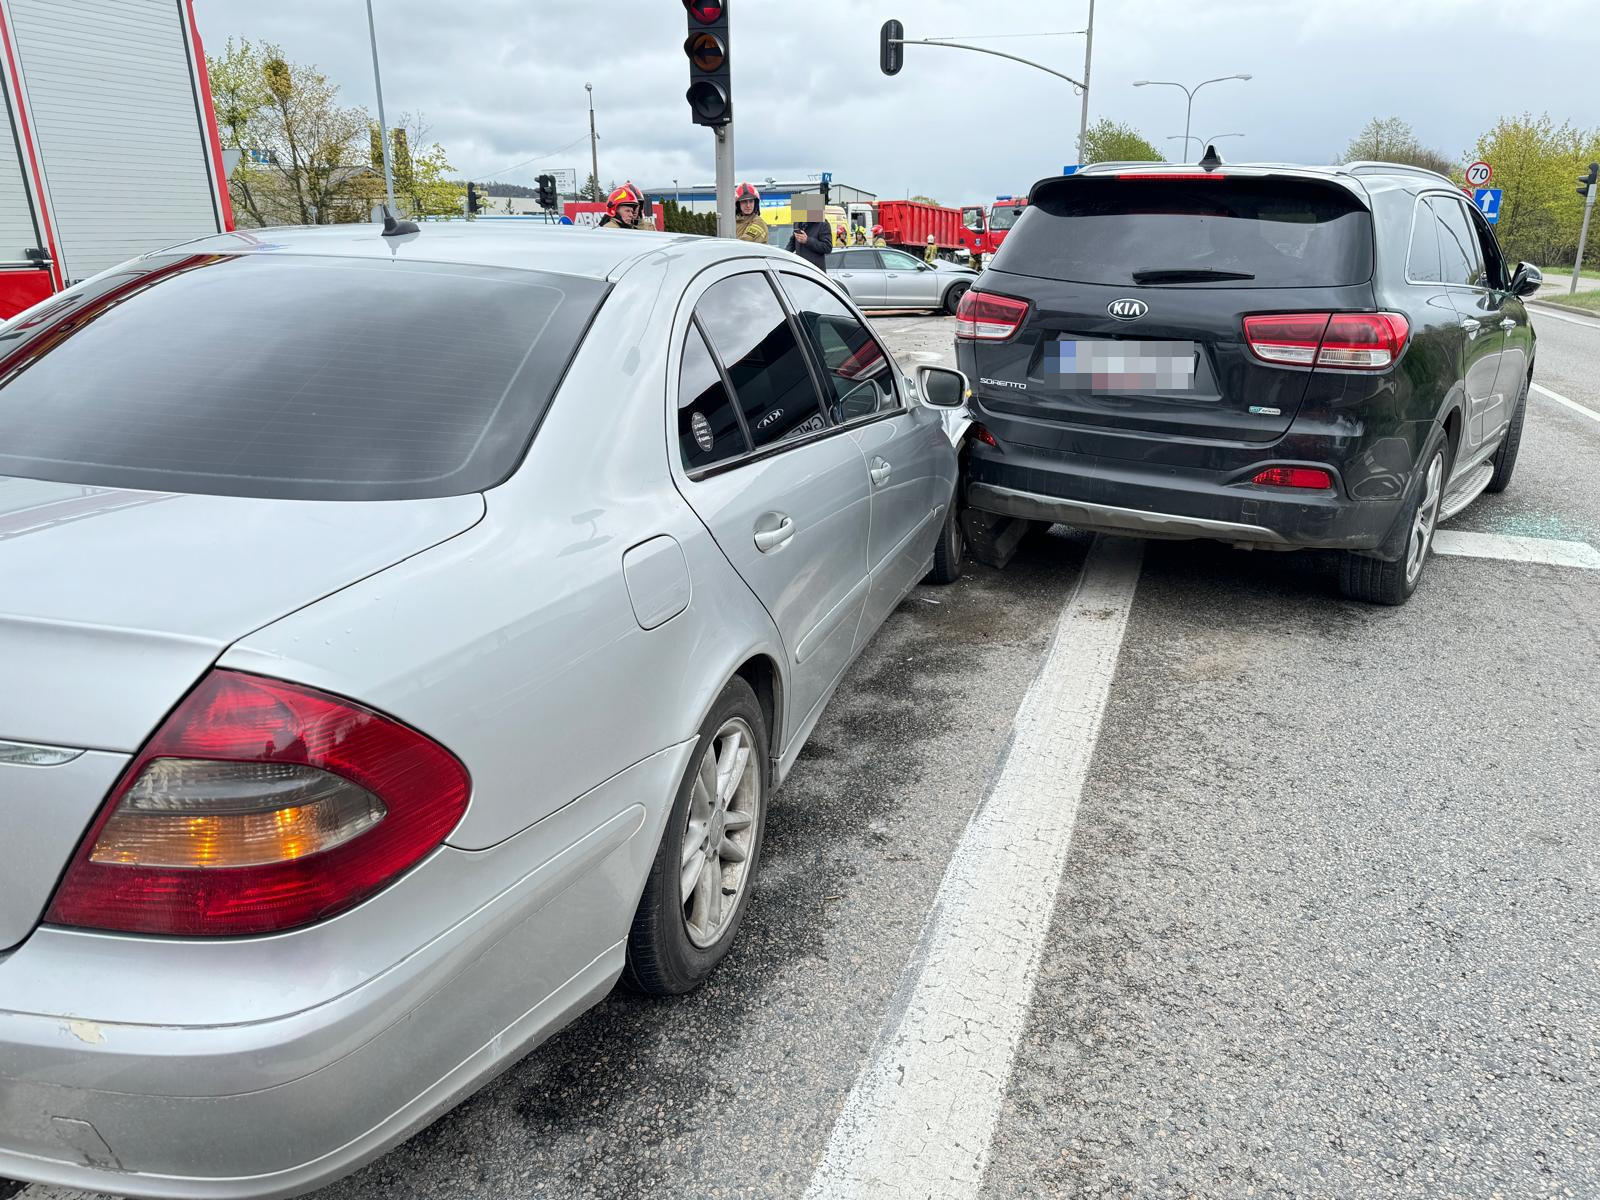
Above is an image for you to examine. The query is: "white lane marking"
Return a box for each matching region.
[1433,530,1600,570]
[1532,382,1600,425]
[806,536,1144,1200]
[1527,303,1600,331]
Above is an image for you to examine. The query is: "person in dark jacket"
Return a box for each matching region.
[784,192,832,270]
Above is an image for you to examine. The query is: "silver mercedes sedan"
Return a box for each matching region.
[0,223,966,1198]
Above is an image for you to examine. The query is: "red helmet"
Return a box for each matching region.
[871,224,883,235]
[735,181,761,205]
[606,182,644,217]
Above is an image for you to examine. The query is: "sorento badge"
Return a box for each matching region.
[1108,298,1148,320]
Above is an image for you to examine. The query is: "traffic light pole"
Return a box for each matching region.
[715,122,736,239]
[1573,183,1596,296]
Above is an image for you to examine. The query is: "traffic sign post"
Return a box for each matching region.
[1465,160,1492,188]
[1472,188,1502,225]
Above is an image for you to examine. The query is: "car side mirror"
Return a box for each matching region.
[917,365,969,409]
[1509,262,1542,298]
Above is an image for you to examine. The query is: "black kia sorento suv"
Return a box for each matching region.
[953,157,1540,604]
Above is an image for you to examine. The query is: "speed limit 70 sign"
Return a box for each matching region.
[1465,161,1492,187]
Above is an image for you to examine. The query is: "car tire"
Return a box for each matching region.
[943,280,971,316]
[1338,439,1447,606]
[1485,374,1529,494]
[925,488,965,584]
[624,676,769,996]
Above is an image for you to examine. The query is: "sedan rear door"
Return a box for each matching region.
[830,248,887,307]
[776,269,952,632]
[671,270,872,729]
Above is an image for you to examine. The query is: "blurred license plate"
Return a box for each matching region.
[1050,339,1196,392]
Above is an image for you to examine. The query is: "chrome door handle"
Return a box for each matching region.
[869,458,892,487]
[753,514,795,553]
[1498,317,1517,330]
[1460,318,1482,339]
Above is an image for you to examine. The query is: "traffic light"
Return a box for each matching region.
[466,182,480,216]
[879,20,904,76]
[1579,162,1599,200]
[536,174,558,211]
[683,0,731,127]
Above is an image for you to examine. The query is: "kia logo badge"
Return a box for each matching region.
[1108,298,1148,320]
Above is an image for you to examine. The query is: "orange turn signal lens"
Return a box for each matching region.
[89,759,385,869]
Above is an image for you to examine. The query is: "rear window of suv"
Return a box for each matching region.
[0,253,606,500]
[993,177,1373,288]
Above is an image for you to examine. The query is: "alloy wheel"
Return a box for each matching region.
[1404,451,1444,586]
[680,718,760,948]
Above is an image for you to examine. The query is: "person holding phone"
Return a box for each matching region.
[784,192,833,270]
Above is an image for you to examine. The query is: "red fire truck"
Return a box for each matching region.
[958,197,1029,260]
[1,0,233,320]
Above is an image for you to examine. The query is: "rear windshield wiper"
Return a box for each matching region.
[1130,268,1257,284]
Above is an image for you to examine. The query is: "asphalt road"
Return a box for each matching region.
[21,308,1600,1200]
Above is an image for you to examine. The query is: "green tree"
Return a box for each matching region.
[207,41,460,226]
[1342,116,1456,176]
[907,194,941,206]
[581,172,604,201]
[1469,113,1600,268]
[1081,118,1160,164]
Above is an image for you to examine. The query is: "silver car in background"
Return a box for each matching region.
[0,223,966,1198]
[826,246,977,313]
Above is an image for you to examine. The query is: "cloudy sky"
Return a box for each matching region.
[195,0,1599,203]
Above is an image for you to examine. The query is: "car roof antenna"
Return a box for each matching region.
[381,204,420,237]
[1199,145,1224,172]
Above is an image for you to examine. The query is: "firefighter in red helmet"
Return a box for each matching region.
[734,182,768,244]
[598,182,647,230]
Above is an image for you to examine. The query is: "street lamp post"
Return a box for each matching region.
[1134,75,1251,160]
[586,83,599,198]
[1165,132,1244,156]
[365,0,396,214]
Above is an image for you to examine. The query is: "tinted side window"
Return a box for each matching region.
[839,250,881,270]
[678,324,750,471]
[779,273,901,423]
[1431,196,1485,288]
[695,273,828,448]
[881,250,923,271]
[1406,199,1442,282]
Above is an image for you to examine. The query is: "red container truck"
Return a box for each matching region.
[875,200,966,254]
[958,198,1029,259]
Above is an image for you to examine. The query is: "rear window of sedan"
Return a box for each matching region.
[0,253,606,500]
[994,176,1373,289]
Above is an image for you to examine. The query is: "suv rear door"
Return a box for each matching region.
[969,174,1376,453]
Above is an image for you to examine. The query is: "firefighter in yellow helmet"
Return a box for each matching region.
[734,182,768,244]
[597,182,647,230]
[924,235,939,264]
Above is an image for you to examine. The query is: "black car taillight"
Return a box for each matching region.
[955,290,1028,341]
[1243,312,1410,371]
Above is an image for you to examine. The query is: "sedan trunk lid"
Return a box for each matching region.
[0,477,482,951]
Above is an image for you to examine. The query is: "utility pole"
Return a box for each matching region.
[586,83,599,199]
[1077,0,1094,167]
[714,126,736,239]
[1574,163,1598,295]
[365,0,396,214]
